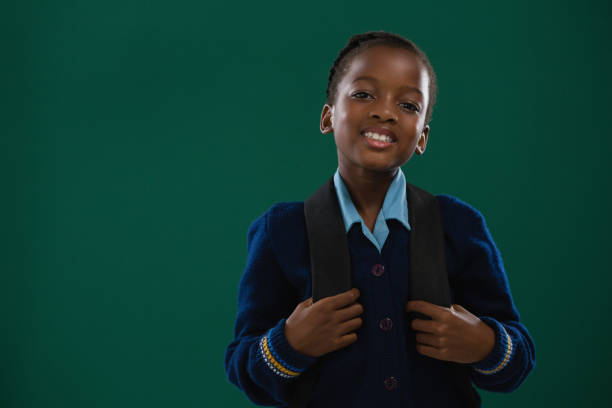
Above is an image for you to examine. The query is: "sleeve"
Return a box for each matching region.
[224,208,317,406]
[439,195,536,392]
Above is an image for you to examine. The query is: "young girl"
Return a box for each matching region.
[225,31,535,407]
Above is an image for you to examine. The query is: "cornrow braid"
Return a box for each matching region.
[326,31,438,125]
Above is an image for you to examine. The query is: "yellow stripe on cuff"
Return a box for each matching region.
[475,328,513,375]
[262,336,300,377]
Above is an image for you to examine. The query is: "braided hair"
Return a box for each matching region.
[326,31,438,125]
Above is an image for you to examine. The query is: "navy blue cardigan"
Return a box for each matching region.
[225,194,535,407]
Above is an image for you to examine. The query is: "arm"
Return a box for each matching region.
[224,209,317,406]
[441,195,536,392]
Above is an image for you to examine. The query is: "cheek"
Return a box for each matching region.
[414,115,427,133]
[333,109,350,126]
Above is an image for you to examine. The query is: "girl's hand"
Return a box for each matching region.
[285,288,363,358]
[405,300,495,364]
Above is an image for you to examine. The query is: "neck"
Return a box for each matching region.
[337,163,398,215]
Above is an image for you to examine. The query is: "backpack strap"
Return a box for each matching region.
[289,177,351,408]
[405,182,451,309]
[302,177,451,306]
[406,182,480,407]
[290,176,469,407]
[304,177,352,302]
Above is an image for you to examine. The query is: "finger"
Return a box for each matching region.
[323,288,360,310]
[332,333,358,351]
[337,317,363,335]
[335,302,364,322]
[411,318,441,334]
[405,300,449,320]
[292,298,311,313]
[415,332,442,348]
[300,297,313,308]
[415,343,445,360]
[450,304,468,314]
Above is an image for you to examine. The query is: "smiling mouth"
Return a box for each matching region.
[362,131,396,143]
[361,131,396,149]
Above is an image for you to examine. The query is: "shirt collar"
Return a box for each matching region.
[333,167,411,234]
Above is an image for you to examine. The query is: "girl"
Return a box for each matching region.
[225,31,535,407]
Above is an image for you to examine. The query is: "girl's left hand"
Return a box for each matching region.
[405,300,495,364]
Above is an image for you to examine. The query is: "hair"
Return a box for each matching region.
[326,31,438,125]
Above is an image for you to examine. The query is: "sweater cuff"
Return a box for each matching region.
[470,317,514,375]
[258,318,317,379]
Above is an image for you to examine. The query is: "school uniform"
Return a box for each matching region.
[224,168,536,407]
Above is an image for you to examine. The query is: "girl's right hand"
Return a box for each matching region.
[284,288,363,357]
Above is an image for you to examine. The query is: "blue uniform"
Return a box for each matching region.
[225,169,536,407]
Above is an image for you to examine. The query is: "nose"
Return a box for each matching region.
[369,97,397,123]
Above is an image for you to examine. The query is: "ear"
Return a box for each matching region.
[415,125,430,155]
[320,104,334,134]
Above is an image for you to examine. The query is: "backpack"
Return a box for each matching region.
[288,176,479,407]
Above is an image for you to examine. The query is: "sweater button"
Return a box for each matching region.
[371,264,385,277]
[379,317,393,331]
[384,376,398,391]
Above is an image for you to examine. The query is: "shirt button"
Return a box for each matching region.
[379,317,393,331]
[371,264,385,277]
[384,376,398,391]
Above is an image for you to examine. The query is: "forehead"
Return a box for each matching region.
[341,45,429,97]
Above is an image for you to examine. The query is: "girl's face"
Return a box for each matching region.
[320,45,430,177]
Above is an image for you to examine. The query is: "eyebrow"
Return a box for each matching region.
[352,75,423,96]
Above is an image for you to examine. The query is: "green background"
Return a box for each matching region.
[4,0,611,406]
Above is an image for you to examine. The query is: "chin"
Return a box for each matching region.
[359,161,400,174]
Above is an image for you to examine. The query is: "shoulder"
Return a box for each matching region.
[435,194,493,244]
[436,194,487,227]
[263,201,304,228]
[267,201,304,221]
[406,183,486,230]
[246,202,309,283]
[247,201,306,242]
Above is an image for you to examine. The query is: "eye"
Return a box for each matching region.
[352,91,373,99]
[400,102,420,112]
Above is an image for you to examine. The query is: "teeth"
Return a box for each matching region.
[364,131,393,143]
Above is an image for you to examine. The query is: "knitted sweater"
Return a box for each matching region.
[224,194,536,407]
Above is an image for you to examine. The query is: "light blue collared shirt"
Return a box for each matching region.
[333,168,411,253]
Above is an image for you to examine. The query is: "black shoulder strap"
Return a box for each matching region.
[302,177,451,305]
[289,177,351,408]
[405,182,451,308]
[304,177,352,301]
[290,176,454,408]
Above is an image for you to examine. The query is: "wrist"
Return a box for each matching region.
[474,319,495,362]
[284,316,309,356]
[470,317,514,375]
[258,319,317,379]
